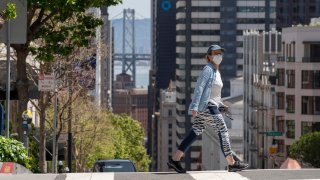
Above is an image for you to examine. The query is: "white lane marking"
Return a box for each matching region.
[91,173,114,180]
[189,171,250,180]
[66,173,92,180]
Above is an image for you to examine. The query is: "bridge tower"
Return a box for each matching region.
[113,9,150,87]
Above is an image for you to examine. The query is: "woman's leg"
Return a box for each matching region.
[172,129,198,161]
[172,111,207,161]
[207,105,235,165]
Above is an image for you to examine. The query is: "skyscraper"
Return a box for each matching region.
[148,0,176,171]
[175,0,276,170]
[276,0,320,30]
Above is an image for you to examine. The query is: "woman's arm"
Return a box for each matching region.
[189,66,211,112]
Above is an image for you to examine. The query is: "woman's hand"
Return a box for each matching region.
[192,109,198,118]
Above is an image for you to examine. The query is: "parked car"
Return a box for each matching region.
[92,159,136,172]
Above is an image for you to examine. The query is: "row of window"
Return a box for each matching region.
[177,30,220,36]
[177,18,276,24]
[277,118,320,139]
[176,52,238,59]
[176,6,276,13]
[176,41,244,48]
[277,70,320,89]
[277,94,320,115]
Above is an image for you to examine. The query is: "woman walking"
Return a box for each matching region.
[167,45,249,173]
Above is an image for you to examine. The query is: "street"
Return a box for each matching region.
[0,169,319,180]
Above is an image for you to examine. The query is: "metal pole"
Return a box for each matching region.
[52,75,58,173]
[5,20,11,138]
[67,69,72,172]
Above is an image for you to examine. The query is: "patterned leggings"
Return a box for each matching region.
[178,103,232,157]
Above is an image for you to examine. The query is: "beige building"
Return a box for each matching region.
[274,23,320,165]
[157,82,177,171]
[243,28,281,169]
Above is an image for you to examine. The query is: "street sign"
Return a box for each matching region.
[58,133,68,143]
[38,74,55,91]
[264,131,283,136]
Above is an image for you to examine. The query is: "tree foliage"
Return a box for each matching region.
[69,98,150,172]
[111,114,150,171]
[0,136,31,169]
[289,131,320,168]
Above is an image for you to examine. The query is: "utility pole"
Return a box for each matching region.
[67,65,73,172]
[5,19,10,138]
[52,71,58,173]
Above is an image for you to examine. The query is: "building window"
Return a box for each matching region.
[168,123,172,129]
[277,92,285,109]
[277,69,285,86]
[310,44,320,62]
[286,120,295,139]
[168,110,172,116]
[301,122,312,135]
[286,70,295,88]
[168,139,172,145]
[277,116,285,132]
[286,95,295,113]
[278,140,285,153]
[301,70,320,89]
[301,96,320,115]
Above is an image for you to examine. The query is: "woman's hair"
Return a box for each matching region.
[205,51,212,63]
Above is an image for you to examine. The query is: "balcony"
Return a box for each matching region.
[302,57,320,63]
[286,57,295,62]
[277,56,285,62]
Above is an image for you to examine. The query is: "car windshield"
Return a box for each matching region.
[96,162,135,172]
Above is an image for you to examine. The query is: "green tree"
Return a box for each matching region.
[71,97,115,172]
[10,0,121,143]
[289,131,320,168]
[0,136,31,169]
[9,0,121,172]
[111,114,150,172]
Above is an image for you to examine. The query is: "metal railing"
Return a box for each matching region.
[302,57,320,63]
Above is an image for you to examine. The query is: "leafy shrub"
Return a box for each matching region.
[0,136,31,169]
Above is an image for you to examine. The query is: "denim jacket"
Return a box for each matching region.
[188,62,217,115]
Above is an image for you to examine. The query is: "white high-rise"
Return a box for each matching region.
[175,0,276,170]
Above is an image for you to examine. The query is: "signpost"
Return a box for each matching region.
[38,74,55,92]
[0,0,27,138]
[39,73,57,173]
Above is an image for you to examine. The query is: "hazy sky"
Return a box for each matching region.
[108,0,151,19]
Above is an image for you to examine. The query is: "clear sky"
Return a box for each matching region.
[108,0,151,19]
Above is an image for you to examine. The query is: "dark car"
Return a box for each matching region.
[92,159,136,172]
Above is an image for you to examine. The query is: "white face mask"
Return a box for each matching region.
[212,54,223,64]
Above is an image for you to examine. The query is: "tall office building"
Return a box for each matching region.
[243,29,281,169]
[101,7,113,109]
[148,0,176,171]
[276,0,320,30]
[175,0,276,170]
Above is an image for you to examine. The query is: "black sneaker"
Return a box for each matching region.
[228,161,249,172]
[167,158,186,173]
